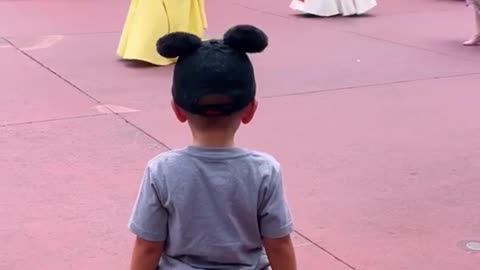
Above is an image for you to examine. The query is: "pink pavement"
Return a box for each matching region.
[1,0,479,269]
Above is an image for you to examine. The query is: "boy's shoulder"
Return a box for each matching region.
[146,147,281,172]
[149,148,186,162]
[247,150,281,170]
[145,148,187,170]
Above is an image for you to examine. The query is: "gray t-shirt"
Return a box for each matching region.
[128,146,293,269]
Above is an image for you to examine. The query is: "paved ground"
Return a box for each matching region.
[1,0,480,269]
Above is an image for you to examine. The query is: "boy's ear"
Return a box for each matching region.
[171,101,187,122]
[241,100,258,124]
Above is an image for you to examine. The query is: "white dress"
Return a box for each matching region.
[290,0,377,16]
[466,0,480,13]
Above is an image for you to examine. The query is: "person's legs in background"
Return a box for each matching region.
[464,4,480,45]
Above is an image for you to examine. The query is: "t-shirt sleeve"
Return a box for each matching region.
[128,165,168,242]
[258,165,294,239]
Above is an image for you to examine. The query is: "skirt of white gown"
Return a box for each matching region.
[290,0,377,16]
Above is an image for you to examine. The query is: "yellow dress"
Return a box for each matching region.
[117,0,207,65]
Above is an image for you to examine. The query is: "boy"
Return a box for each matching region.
[128,25,297,270]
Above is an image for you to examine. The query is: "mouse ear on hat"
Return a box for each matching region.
[223,25,268,53]
[156,32,202,58]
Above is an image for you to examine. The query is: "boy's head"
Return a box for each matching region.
[156,25,268,131]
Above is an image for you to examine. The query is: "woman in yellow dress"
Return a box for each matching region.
[117,0,207,66]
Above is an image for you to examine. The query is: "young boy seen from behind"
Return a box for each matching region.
[129,25,297,270]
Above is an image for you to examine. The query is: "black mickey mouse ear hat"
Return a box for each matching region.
[156,25,268,116]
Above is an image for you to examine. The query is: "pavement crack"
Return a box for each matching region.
[227,2,478,62]
[261,72,480,99]
[3,38,172,150]
[0,114,107,128]
[344,32,480,63]
[3,38,102,103]
[294,230,357,270]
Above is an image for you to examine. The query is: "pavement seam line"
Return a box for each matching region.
[0,113,108,128]
[5,24,478,145]
[117,116,173,151]
[294,230,357,270]
[260,71,480,99]
[3,31,121,39]
[229,2,479,62]
[230,0,454,18]
[344,31,480,62]
[4,4,473,62]
[4,38,103,103]
[231,1,457,19]
[4,38,173,150]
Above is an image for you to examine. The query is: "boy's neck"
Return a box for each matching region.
[191,130,236,148]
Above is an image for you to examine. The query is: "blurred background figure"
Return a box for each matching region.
[117,0,207,66]
[464,0,480,46]
[290,0,377,17]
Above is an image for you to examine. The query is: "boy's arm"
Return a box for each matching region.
[263,235,297,270]
[128,165,169,270]
[258,162,296,270]
[130,237,164,270]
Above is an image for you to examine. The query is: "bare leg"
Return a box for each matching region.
[464,9,480,46]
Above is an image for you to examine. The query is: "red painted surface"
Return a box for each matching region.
[1,0,479,269]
